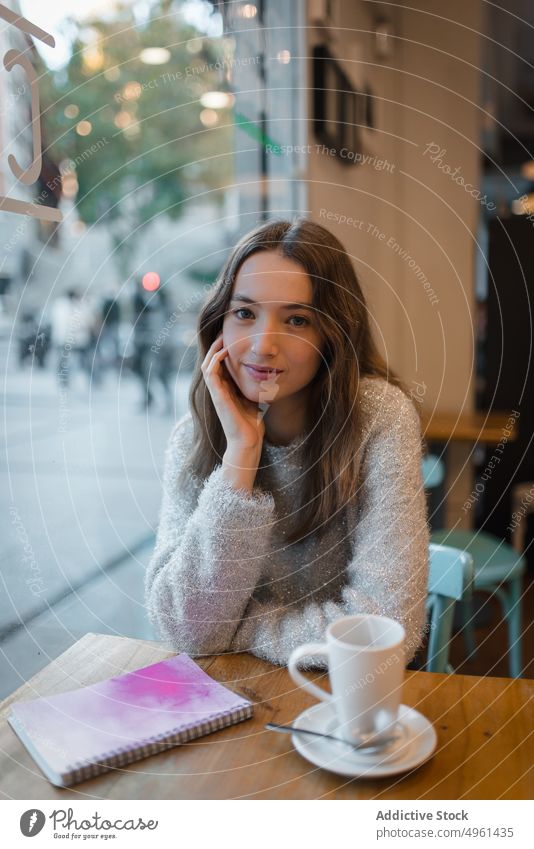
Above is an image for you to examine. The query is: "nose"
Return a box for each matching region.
[249,323,280,358]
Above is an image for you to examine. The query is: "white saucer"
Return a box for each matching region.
[291,702,437,778]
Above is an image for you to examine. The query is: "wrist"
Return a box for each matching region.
[226,435,263,452]
[223,445,261,470]
[221,445,261,493]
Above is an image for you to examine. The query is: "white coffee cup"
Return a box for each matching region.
[288,614,406,744]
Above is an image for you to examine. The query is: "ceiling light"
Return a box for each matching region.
[140,47,171,65]
[200,91,235,109]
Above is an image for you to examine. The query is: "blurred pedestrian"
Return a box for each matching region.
[17,312,49,368]
[131,284,173,412]
[98,285,122,374]
[50,290,95,388]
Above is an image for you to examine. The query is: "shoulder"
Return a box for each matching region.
[164,412,194,464]
[358,377,421,440]
[356,378,425,486]
[169,411,194,440]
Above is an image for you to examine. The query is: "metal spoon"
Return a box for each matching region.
[265,721,401,753]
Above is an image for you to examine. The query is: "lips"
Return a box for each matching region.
[243,363,284,381]
[243,363,283,373]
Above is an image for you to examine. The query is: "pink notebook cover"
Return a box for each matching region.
[8,653,253,786]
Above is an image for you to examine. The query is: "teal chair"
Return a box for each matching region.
[426,543,475,673]
[422,454,446,490]
[422,454,446,528]
[422,455,526,678]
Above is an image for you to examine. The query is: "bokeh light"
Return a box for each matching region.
[142,272,160,291]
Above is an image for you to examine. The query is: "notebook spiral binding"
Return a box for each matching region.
[67,702,253,785]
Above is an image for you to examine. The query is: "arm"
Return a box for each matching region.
[145,416,276,655]
[229,389,430,668]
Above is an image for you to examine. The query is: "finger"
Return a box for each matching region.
[201,345,218,372]
[204,353,235,405]
[205,346,229,377]
[208,351,243,406]
[204,363,237,422]
[200,334,224,371]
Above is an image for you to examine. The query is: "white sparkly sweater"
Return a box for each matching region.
[145,377,430,669]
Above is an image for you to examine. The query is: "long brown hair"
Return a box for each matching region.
[182,217,411,545]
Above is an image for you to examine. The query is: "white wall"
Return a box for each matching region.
[306,0,483,410]
[229,0,485,524]
[305,0,484,524]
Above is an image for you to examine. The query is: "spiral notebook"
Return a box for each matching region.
[8,653,253,787]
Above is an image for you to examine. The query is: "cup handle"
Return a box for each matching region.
[288,643,333,702]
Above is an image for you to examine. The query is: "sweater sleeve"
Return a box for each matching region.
[229,389,430,669]
[145,416,276,655]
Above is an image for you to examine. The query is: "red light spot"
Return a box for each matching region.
[142,272,160,291]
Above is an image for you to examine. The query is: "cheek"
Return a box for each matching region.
[221,322,247,385]
[288,336,323,370]
[222,322,243,359]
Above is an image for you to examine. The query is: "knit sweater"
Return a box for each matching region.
[145,377,430,669]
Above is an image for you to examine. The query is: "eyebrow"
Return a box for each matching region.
[230,294,314,311]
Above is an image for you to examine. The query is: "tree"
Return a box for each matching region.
[38,0,233,276]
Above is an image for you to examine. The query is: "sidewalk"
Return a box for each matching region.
[1,340,190,698]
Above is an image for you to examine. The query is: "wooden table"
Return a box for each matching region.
[1,634,532,800]
[422,410,518,445]
[421,410,518,528]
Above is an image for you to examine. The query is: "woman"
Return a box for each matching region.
[145,218,429,668]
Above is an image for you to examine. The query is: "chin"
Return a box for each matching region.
[249,383,284,405]
[232,375,255,401]
[235,380,262,402]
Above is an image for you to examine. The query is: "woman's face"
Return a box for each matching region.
[222,250,324,404]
